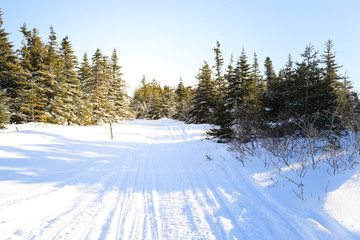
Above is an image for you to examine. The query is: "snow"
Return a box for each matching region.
[324,173,360,233]
[0,119,359,239]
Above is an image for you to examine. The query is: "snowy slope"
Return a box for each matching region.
[0,119,358,239]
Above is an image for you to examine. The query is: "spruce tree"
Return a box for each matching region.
[232,49,258,141]
[84,49,113,124]
[50,36,85,124]
[281,54,296,113]
[0,10,27,123]
[213,41,225,91]
[161,85,176,118]
[322,40,349,116]
[264,57,277,89]
[294,44,325,119]
[44,26,60,77]
[210,56,235,141]
[0,9,19,91]
[132,77,169,120]
[251,52,264,90]
[146,79,164,120]
[260,56,284,121]
[108,49,131,121]
[78,52,92,90]
[132,75,149,119]
[187,61,217,124]
[17,25,57,122]
[0,91,9,128]
[173,78,191,121]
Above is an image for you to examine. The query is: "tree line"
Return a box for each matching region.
[1,7,359,141]
[132,40,359,142]
[0,10,131,128]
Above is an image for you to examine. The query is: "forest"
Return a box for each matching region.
[1,8,360,182]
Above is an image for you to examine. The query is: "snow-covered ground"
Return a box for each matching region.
[0,119,359,239]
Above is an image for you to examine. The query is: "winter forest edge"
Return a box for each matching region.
[1,8,360,200]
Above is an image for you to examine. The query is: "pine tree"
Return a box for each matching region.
[210,56,235,141]
[0,91,9,128]
[84,49,113,124]
[0,10,27,123]
[264,56,277,89]
[232,49,259,141]
[17,25,57,122]
[161,85,176,118]
[213,41,225,92]
[226,48,258,113]
[173,78,191,121]
[44,26,60,77]
[187,61,217,124]
[251,52,264,90]
[78,52,91,89]
[280,54,296,113]
[146,79,164,120]
[322,40,349,116]
[260,56,283,121]
[0,9,19,91]
[132,75,149,119]
[132,77,170,120]
[294,44,325,119]
[108,49,131,121]
[49,36,85,124]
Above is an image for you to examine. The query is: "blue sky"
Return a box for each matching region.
[2,0,359,93]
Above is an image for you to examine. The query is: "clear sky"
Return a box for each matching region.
[1,0,359,93]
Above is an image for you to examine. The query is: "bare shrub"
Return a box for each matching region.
[295,114,322,169]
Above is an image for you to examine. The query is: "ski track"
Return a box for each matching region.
[0,119,353,239]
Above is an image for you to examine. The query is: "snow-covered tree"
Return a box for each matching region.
[187,61,217,124]
[17,25,57,122]
[49,36,85,124]
[108,49,132,121]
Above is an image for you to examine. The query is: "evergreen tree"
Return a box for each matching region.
[0,10,27,123]
[322,40,349,116]
[146,79,165,119]
[108,49,131,121]
[264,56,277,89]
[132,77,170,120]
[132,75,148,119]
[78,52,91,90]
[251,52,264,90]
[162,85,177,118]
[227,49,249,109]
[260,56,284,121]
[0,9,20,91]
[187,61,217,124]
[280,54,296,112]
[17,25,57,122]
[213,41,225,91]
[50,36,85,124]
[173,78,191,121]
[0,91,9,128]
[294,44,325,119]
[44,26,60,77]
[210,56,235,141]
[232,49,258,141]
[84,49,113,124]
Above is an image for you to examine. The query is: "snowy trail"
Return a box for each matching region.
[0,119,356,239]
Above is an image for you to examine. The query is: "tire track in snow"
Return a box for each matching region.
[1,120,343,239]
[23,126,144,239]
[171,123,313,239]
[111,123,156,240]
[174,125,245,239]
